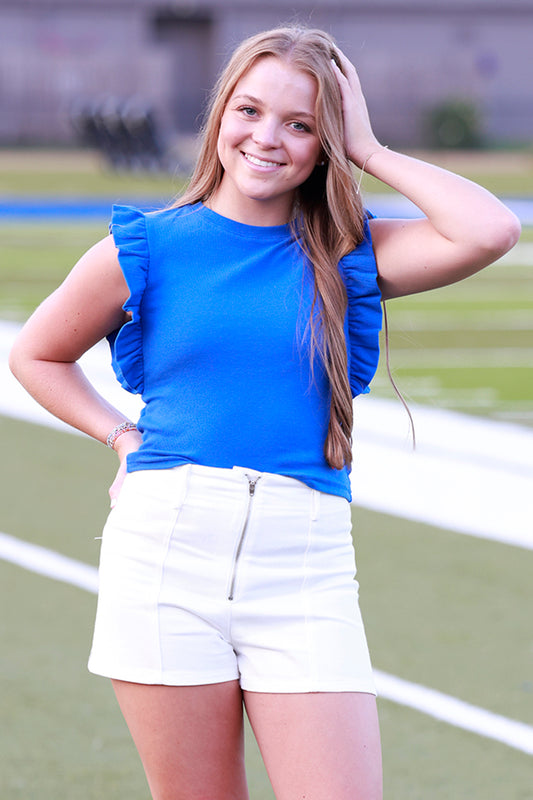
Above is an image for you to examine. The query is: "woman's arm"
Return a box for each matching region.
[333,54,522,300]
[9,234,142,460]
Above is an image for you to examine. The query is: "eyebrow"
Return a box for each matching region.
[231,94,316,120]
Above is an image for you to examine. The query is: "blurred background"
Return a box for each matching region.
[1,2,532,799]
[1,0,532,160]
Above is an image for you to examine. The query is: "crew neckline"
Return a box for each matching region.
[198,202,293,241]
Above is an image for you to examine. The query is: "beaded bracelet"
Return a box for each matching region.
[106,421,137,449]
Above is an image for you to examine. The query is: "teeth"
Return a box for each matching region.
[244,153,281,168]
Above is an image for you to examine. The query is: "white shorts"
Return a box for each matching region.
[88,464,376,694]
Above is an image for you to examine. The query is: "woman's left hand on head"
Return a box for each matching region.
[331,51,384,168]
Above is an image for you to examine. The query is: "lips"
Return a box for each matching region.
[243,152,284,168]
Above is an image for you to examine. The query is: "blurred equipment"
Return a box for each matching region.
[70,96,165,170]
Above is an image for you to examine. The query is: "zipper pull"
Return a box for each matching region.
[248,479,258,496]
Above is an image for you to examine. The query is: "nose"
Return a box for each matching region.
[251,115,281,149]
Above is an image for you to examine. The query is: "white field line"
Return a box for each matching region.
[351,397,533,550]
[494,241,533,266]
[374,671,533,756]
[0,530,98,593]
[382,347,533,367]
[388,309,533,331]
[2,319,533,550]
[1,528,532,756]
[365,194,533,228]
[0,319,144,432]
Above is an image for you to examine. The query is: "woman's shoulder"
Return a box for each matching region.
[109,202,210,260]
[111,201,202,229]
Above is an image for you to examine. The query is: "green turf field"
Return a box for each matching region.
[376,250,533,428]
[1,420,532,799]
[1,152,532,798]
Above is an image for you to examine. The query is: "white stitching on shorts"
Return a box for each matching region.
[155,464,193,678]
[311,488,320,521]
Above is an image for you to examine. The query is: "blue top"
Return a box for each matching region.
[107,202,382,501]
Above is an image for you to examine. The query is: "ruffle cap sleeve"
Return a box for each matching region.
[106,205,148,394]
[339,215,382,397]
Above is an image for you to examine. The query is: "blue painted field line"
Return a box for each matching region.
[0,198,164,219]
[1,195,532,223]
[1,528,532,756]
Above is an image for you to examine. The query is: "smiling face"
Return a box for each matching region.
[210,56,322,226]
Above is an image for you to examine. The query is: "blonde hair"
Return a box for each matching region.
[175,26,366,469]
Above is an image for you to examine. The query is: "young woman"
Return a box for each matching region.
[10,26,520,800]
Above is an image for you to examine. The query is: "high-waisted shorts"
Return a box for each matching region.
[88,464,376,694]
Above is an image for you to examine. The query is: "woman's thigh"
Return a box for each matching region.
[112,678,249,800]
[244,690,382,800]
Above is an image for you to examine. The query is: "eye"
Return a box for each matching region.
[290,120,311,133]
[239,106,257,117]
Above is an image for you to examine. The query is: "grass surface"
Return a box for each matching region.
[0,224,107,319]
[6,418,530,728]
[373,253,533,426]
[2,417,532,799]
[0,149,184,199]
[1,146,533,197]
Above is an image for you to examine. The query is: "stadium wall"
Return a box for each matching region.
[0,0,531,150]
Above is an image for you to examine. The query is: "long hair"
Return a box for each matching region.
[175,27,366,469]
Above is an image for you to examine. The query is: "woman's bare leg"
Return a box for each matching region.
[244,691,382,800]
[112,679,249,800]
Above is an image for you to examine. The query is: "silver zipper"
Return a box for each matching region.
[227,476,259,601]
